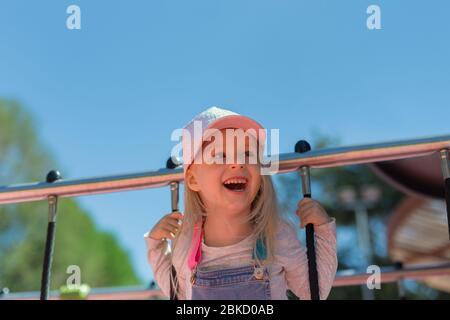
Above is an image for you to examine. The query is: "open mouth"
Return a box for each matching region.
[223,177,248,192]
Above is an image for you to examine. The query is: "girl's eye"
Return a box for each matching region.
[245,151,259,163]
[245,151,257,159]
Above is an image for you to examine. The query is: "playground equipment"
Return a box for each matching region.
[0,134,449,299]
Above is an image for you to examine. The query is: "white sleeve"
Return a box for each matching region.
[275,218,337,300]
[144,233,188,300]
[144,234,172,298]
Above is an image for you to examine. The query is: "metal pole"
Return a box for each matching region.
[394,262,407,299]
[166,157,181,301]
[440,149,450,240]
[1,134,449,205]
[40,170,61,300]
[333,262,450,287]
[4,263,449,300]
[295,140,320,300]
[354,203,374,300]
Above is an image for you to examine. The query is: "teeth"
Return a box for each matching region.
[224,179,247,184]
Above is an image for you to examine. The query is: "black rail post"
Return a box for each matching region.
[295,140,320,300]
[40,170,62,300]
[166,157,181,300]
[440,150,450,241]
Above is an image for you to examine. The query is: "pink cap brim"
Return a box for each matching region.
[183,115,266,178]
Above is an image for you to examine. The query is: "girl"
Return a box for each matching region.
[144,106,337,300]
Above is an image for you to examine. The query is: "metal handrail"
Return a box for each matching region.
[333,262,450,287]
[1,134,449,205]
[2,262,450,299]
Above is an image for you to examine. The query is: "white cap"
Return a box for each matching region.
[181,106,266,178]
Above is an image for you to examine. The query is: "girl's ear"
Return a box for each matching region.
[186,169,201,192]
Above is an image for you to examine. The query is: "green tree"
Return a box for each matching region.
[0,99,141,293]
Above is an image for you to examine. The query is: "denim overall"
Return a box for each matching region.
[188,218,271,300]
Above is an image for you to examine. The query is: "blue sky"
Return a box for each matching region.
[1,0,449,284]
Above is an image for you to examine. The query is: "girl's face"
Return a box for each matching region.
[186,128,262,217]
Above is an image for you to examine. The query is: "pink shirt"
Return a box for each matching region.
[144,218,337,300]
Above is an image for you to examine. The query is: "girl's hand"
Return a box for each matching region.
[148,211,184,241]
[295,198,332,228]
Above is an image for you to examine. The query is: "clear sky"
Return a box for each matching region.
[1,0,449,284]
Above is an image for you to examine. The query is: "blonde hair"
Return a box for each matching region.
[168,131,280,297]
[168,166,280,297]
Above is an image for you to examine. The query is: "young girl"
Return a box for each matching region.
[144,106,337,300]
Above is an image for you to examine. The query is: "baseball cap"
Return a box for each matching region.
[181,106,266,178]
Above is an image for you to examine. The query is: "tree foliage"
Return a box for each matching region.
[0,99,140,293]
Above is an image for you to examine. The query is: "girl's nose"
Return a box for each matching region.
[230,164,244,169]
